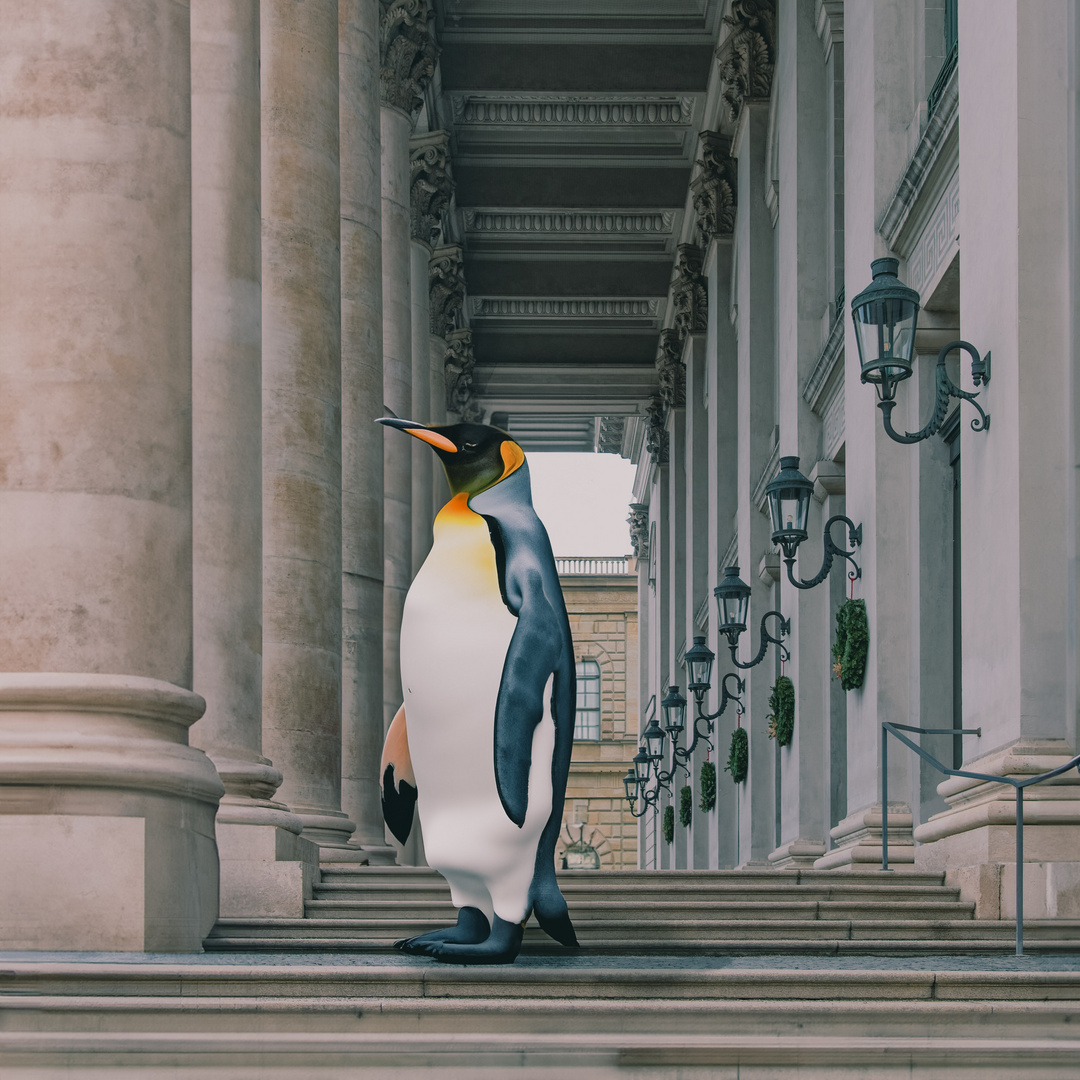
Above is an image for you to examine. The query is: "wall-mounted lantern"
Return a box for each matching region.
[714,566,790,669]
[850,258,990,443]
[764,456,862,590]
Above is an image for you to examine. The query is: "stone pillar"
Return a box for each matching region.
[0,0,222,950]
[261,0,357,850]
[769,0,829,869]
[190,0,317,914]
[430,244,466,513]
[914,0,1080,916]
[666,403,688,869]
[339,0,397,863]
[817,0,916,871]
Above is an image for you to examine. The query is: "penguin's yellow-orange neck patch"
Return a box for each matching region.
[499,440,525,481]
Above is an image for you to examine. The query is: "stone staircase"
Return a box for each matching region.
[205,865,1080,954]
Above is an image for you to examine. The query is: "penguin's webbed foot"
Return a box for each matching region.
[394,906,490,954]
[413,915,524,965]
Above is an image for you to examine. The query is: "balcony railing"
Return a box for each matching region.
[556,556,634,576]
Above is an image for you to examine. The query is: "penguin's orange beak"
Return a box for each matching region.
[376,417,457,453]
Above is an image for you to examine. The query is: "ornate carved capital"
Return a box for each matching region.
[655,329,686,409]
[628,503,649,559]
[596,416,626,455]
[691,131,737,244]
[716,0,776,122]
[444,328,484,422]
[429,244,466,339]
[380,0,439,118]
[644,395,668,466]
[410,131,454,246]
[670,243,707,339]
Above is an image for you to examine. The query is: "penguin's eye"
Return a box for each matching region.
[462,441,478,451]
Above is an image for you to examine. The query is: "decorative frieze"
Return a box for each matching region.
[596,416,626,455]
[380,0,439,118]
[463,210,673,235]
[655,329,685,409]
[470,297,660,319]
[690,131,737,245]
[449,93,694,126]
[643,395,668,466]
[409,131,454,246]
[670,244,707,338]
[429,245,466,339]
[628,503,650,560]
[444,328,484,423]
[716,0,776,123]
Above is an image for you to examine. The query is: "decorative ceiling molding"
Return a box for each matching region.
[450,93,695,126]
[470,297,661,318]
[463,209,674,235]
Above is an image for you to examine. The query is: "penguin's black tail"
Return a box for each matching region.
[532,890,579,947]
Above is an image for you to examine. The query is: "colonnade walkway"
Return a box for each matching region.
[4,868,1080,1077]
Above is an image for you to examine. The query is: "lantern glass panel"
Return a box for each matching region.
[623,769,638,801]
[684,636,714,693]
[633,747,652,784]
[715,568,750,635]
[661,686,687,735]
[853,296,918,396]
[643,718,666,760]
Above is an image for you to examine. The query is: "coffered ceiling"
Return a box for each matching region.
[431,0,722,450]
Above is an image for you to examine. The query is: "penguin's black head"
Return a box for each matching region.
[376,417,525,497]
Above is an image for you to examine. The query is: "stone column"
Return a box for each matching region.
[769,0,829,869]
[666,402,688,869]
[0,0,222,951]
[261,0,357,850]
[430,244,466,513]
[817,0,916,871]
[339,0,397,863]
[190,0,317,915]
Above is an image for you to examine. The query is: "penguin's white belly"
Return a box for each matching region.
[400,493,555,923]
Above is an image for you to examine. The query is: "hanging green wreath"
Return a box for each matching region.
[699,760,717,811]
[766,675,795,747]
[832,598,869,690]
[725,727,748,783]
[662,804,675,844]
[679,785,693,827]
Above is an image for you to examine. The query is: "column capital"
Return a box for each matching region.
[596,415,626,454]
[627,503,650,559]
[670,243,707,339]
[444,328,484,422]
[655,328,686,409]
[643,394,669,466]
[691,131,737,246]
[409,130,454,246]
[429,243,466,338]
[380,0,439,118]
[715,0,776,123]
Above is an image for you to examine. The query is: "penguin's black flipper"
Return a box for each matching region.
[491,567,561,827]
[381,705,417,844]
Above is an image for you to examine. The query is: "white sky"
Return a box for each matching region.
[526,452,637,558]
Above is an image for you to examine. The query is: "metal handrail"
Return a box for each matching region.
[881,721,1080,956]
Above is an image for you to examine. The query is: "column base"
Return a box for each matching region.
[768,839,827,868]
[292,808,359,849]
[814,804,916,871]
[217,822,319,918]
[913,739,1080,917]
[0,673,223,951]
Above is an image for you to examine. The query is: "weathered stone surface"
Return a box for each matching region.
[691,131,737,244]
[655,329,686,409]
[670,244,707,339]
[379,0,438,117]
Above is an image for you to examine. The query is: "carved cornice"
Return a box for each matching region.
[380,0,439,118]
[670,244,707,339]
[449,93,694,126]
[410,131,454,246]
[444,328,484,422]
[596,416,626,455]
[655,329,686,409]
[463,210,674,235]
[643,395,669,466]
[815,0,844,60]
[691,131,737,245]
[716,0,776,123]
[470,297,660,319]
[429,245,466,339]
[628,503,649,559]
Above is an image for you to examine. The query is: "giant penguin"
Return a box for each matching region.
[377,417,578,964]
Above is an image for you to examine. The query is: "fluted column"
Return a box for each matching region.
[0,0,221,950]
[261,0,357,849]
[340,0,396,862]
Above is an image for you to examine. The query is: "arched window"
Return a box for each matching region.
[574,660,601,740]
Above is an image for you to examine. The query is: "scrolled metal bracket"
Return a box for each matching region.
[728,611,790,670]
[785,516,862,591]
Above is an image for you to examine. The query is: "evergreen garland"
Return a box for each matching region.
[699,760,717,811]
[679,784,693,827]
[766,675,795,747]
[725,727,749,783]
[832,598,869,690]
[662,804,675,844]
